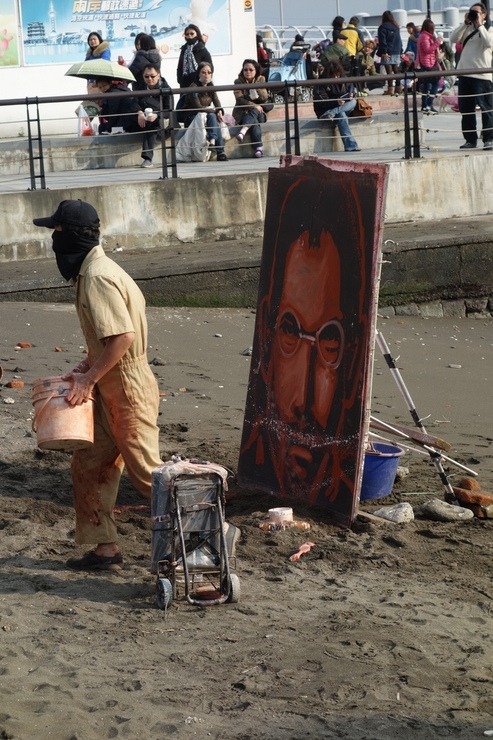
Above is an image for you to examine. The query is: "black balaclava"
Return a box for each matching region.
[52,227,99,281]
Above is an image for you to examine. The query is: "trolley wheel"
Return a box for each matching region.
[273,93,285,105]
[156,577,173,609]
[299,87,311,103]
[226,573,241,604]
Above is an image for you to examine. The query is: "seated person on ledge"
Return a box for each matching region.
[313,60,361,152]
[132,64,173,168]
[96,78,141,134]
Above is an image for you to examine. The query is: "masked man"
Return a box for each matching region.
[33,199,162,571]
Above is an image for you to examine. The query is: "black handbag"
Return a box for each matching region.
[261,97,274,113]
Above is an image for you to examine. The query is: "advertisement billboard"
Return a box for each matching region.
[20,0,231,66]
[0,0,20,67]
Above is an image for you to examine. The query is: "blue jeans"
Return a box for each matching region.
[458,76,493,145]
[240,108,266,150]
[420,76,440,110]
[323,99,359,151]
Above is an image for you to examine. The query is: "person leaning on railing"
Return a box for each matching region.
[450,2,493,150]
[233,59,270,159]
[313,60,361,152]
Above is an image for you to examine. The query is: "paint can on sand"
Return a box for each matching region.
[32,376,94,451]
[360,442,404,501]
[268,507,293,523]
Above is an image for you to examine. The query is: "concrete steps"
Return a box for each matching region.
[0,106,417,174]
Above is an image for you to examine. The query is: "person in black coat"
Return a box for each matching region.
[176,24,213,89]
[129,34,162,90]
[131,65,174,168]
[378,11,403,95]
[95,79,141,134]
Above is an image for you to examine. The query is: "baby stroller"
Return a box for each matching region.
[268,49,312,103]
[151,456,240,609]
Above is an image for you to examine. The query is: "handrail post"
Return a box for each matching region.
[411,73,421,158]
[292,81,301,156]
[284,81,291,155]
[159,89,168,180]
[26,98,36,191]
[403,73,412,160]
[36,99,46,189]
[168,110,178,179]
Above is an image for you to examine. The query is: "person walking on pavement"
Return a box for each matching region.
[417,18,442,113]
[450,2,493,149]
[33,200,162,571]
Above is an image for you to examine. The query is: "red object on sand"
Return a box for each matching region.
[289,542,316,561]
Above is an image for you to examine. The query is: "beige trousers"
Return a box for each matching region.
[71,355,161,544]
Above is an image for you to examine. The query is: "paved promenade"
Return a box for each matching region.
[0,109,479,194]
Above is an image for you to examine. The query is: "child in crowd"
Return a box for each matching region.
[359,40,378,94]
[399,52,416,93]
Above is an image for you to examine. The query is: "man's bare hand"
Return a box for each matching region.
[62,372,95,406]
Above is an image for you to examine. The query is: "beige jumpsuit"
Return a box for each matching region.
[71,246,161,544]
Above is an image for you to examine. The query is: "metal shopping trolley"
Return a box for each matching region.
[151,457,240,609]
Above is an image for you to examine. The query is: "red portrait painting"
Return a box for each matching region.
[238,156,388,527]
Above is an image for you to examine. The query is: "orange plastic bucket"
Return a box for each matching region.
[32,375,94,451]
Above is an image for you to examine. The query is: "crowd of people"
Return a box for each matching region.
[80,4,493,162]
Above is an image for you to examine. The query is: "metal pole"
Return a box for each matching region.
[279,0,284,27]
[426,0,431,19]
[26,99,36,191]
[36,99,46,190]
[159,89,168,180]
[376,331,459,504]
[411,73,421,158]
[292,82,301,156]
[403,75,412,159]
[284,82,291,155]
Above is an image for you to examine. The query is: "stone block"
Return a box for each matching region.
[395,303,419,316]
[465,298,489,313]
[379,306,395,317]
[420,301,444,318]
[442,300,466,318]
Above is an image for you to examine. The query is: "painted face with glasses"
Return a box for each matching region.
[272,230,343,432]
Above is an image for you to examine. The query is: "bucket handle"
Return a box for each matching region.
[32,392,55,434]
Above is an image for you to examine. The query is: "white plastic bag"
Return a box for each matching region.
[77,106,94,137]
[175,112,210,162]
[220,120,231,141]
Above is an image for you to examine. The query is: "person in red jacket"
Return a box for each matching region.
[417,18,442,113]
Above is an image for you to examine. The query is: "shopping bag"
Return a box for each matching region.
[77,106,94,136]
[175,113,210,162]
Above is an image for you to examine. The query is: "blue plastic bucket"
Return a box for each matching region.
[360,442,404,501]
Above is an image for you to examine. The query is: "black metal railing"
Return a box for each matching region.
[0,66,492,189]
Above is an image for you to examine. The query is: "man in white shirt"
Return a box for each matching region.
[450,2,493,149]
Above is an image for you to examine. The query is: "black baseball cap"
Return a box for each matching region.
[335,32,348,41]
[33,199,100,229]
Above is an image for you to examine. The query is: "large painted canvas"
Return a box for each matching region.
[238,156,388,527]
[19,0,230,66]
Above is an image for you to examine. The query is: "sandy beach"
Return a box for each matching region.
[1,301,493,740]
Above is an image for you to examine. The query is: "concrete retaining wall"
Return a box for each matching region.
[3,152,493,263]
